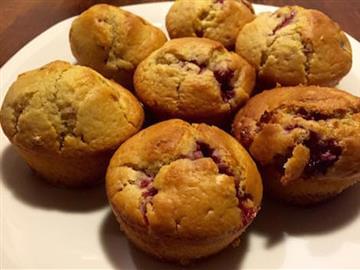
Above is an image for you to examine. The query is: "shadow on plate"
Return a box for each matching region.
[251,185,360,248]
[1,145,108,212]
[100,211,247,270]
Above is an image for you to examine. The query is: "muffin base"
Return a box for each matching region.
[111,205,245,265]
[264,169,359,205]
[15,145,112,187]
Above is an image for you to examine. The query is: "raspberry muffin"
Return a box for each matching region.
[134,38,255,124]
[0,61,144,187]
[166,0,255,49]
[106,119,262,263]
[70,4,167,89]
[232,86,360,205]
[235,6,352,89]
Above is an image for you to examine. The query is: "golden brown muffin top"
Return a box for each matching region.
[232,86,360,184]
[134,38,255,122]
[166,0,254,49]
[69,4,167,85]
[235,5,352,87]
[107,119,262,239]
[0,61,144,156]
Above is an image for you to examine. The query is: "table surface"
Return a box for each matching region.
[0,0,359,67]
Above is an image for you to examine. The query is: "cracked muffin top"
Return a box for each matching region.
[235,6,352,88]
[166,0,254,49]
[0,60,144,156]
[232,86,360,185]
[106,119,262,238]
[134,38,255,123]
[69,4,167,88]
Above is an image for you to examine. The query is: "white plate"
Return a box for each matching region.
[1,2,359,269]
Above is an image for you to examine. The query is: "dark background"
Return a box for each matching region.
[1,0,359,67]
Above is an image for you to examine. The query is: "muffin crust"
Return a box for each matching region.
[70,4,167,88]
[166,0,255,49]
[134,38,255,124]
[235,6,352,88]
[232,86,360,204]
[1,61,144,186]
[106,119,262,262]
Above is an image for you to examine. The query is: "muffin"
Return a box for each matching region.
[235,6,352,89]
[106,119,262,263]
[69,4,167,89]
[134,38,255,124]
[166,0,255,49]
[232,86,360,205]
[0,61,144,187]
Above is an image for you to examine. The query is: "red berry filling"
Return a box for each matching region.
[138,175,153,188]
[270,132,342,177]
[259,110,273,124]
[196,141,256,225]
[137,141,258,226]
[213,68,235,102]
[273,151,293,173]
[140,196,153,225]
[211,149,235,176]
[237,192,257,226]
[295,108,331,121]
[195,28,204,37]
[239,204,256,226]
[196,141,214,158]
[142,186,158,197]
[303,132,342,175]
[137,175,157,225]
[236,129,253,148]
[271,132,342,178]
[284,124,302,131]
[177,59,207,74]
[195,142,234,176]
[272,10,296,34]
[295,107,349,121]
